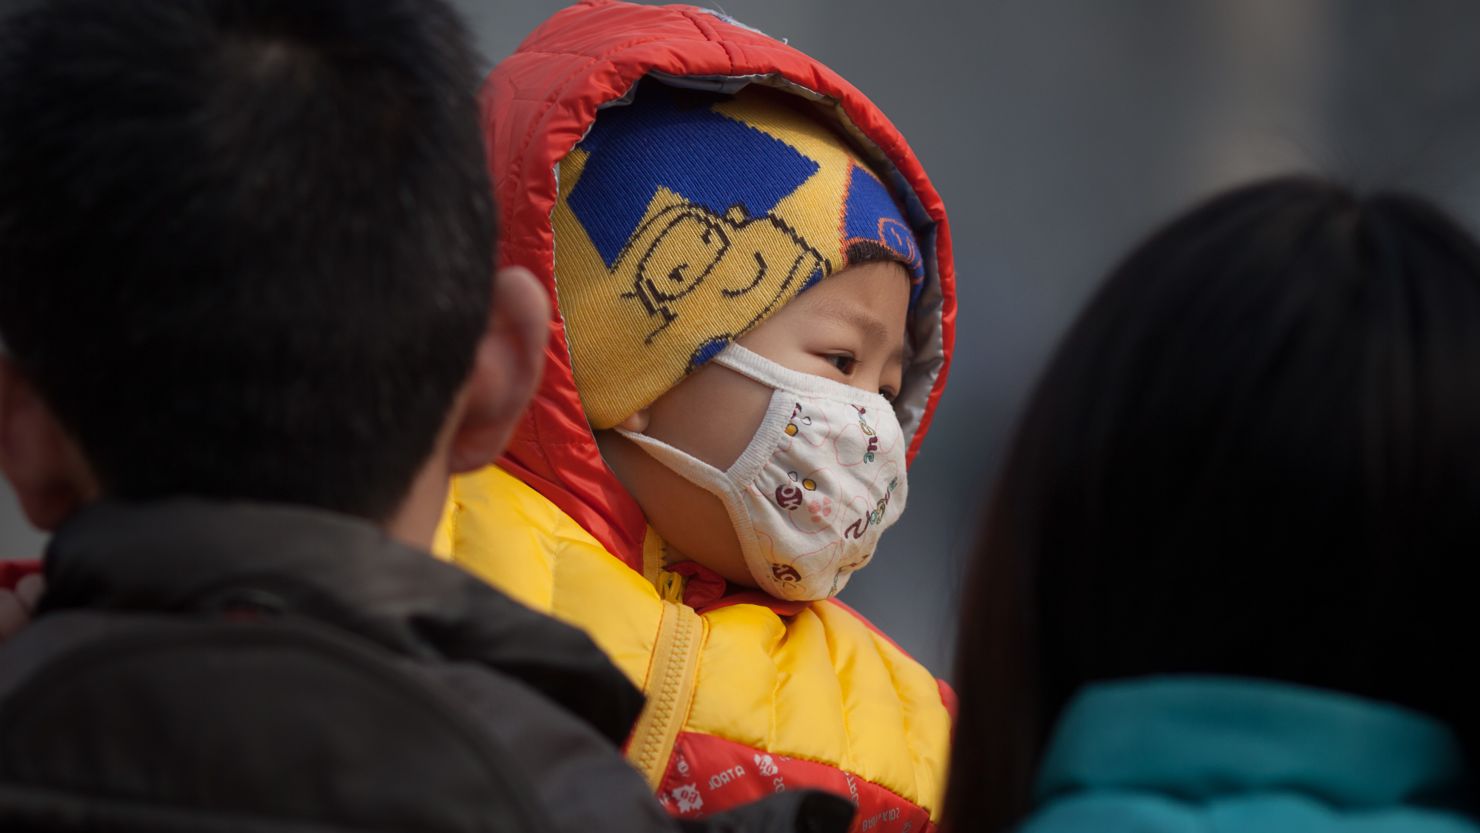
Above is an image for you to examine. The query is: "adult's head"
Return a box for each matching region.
[947,175,1480,829]
[0,0,547,542]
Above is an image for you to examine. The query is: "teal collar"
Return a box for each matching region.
[1035,676,1467,808]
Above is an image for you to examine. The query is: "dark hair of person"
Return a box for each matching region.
[0,0,492,520]
[944,176,1480,831]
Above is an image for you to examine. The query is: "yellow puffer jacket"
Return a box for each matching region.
[436,466,952,830]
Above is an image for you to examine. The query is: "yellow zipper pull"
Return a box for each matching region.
[644,527,688,604]
[657,568,687,604]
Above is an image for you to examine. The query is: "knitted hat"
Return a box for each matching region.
[553,82,924,429]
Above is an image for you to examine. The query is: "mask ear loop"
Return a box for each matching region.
[713,344,893,409]
[612,428,731,495]
[612,383,795,487]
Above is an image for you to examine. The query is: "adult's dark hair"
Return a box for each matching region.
[945,176,1480,830]
[0,0,492,520]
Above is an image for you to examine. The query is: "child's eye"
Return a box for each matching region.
[827,353,857,375]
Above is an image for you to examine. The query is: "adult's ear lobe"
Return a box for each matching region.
[447,266,551,473]
[0,360,93,530]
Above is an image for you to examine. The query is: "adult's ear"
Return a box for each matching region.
[447,266,550,473]
[0,359,94,530]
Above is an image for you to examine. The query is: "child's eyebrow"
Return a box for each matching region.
[810,296,907,360]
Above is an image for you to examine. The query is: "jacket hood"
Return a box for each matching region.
[481,0,957,570]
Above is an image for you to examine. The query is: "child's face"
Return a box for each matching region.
[597,261,910,587]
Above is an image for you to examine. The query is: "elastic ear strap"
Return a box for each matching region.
[713,343,891,408]
[613,429,732,495]
[710,343,793,390]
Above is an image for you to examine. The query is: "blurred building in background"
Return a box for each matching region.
[4,0,1479,675]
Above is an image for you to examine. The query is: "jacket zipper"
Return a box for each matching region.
[627,545,706,789]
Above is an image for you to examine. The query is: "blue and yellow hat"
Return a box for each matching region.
[553,82,924,429]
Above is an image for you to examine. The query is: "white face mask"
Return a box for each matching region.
[617,344,908,601]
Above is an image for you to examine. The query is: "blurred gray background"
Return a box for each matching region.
[5,0,1480,676]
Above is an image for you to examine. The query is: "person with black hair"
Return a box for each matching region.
[944,176,1480,832]
[0,1,851,831]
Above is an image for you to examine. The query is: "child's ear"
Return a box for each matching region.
[447,266,550,473]
[0,359,95,530]
[616,411,650,433]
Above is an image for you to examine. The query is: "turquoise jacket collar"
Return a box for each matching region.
[1035,676,1467,809]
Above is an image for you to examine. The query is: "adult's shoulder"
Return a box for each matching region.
[0,611,588,832]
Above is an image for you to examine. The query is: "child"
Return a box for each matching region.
[945,177,1480,832]
[437,2,957,829]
